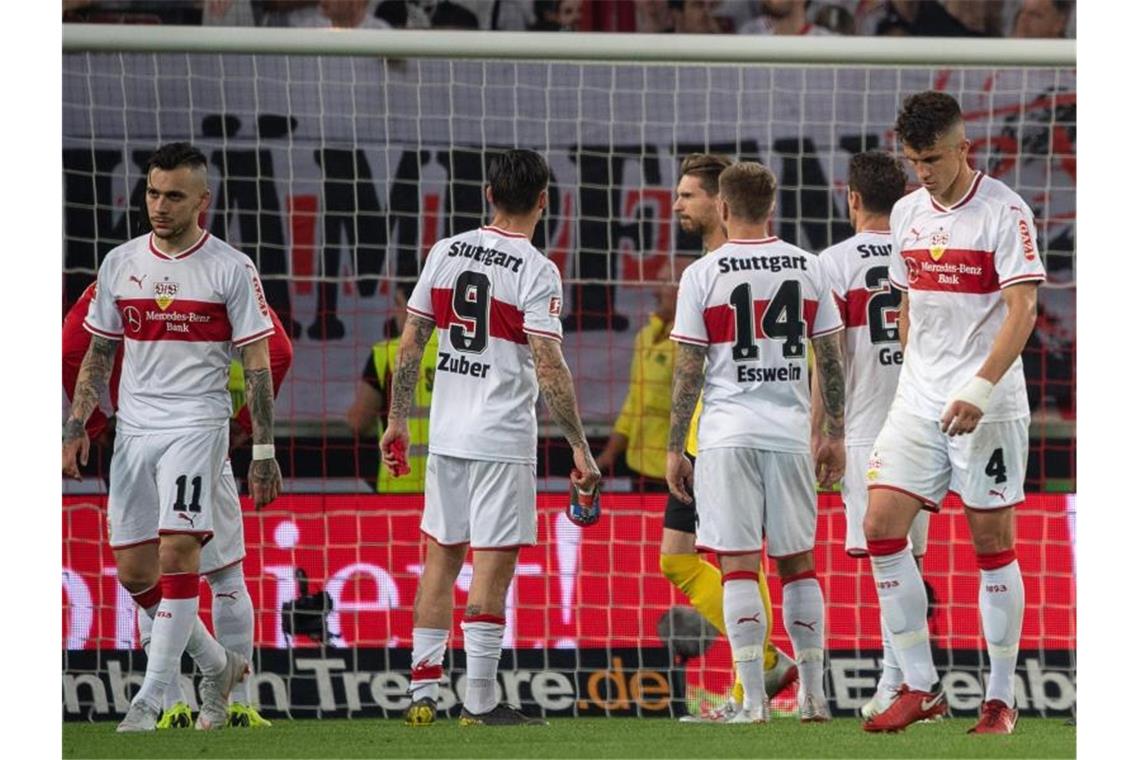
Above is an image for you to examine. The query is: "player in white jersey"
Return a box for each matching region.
[812,150,930,719]
[63,143,282,732]
[860,93,1046,735]
[381,149,600,727]
[666,162,847,724]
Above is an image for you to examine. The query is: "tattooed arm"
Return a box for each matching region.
[63,335,119,479]
[810,331,846,488]
[527,333,600,493]
[380,314,435,475]
[241,337,282,508]
[664,342,706,503]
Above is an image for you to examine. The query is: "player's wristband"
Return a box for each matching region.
[252,444,276,461]
[944,376,994,416]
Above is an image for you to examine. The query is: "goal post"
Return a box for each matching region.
[61,26,1076,721]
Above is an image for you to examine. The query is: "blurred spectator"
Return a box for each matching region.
[201,0,257,25]
[738,0,835,35]
[345,284,438,493]
[373,0,431,27]
[304,0,391,28]
[1012,0,1072,38]
[431,0,480,28]
[595,257,697,483]
[63,0,202,24]
[531,0,584,31]
[259,0,321,26]
[883,0,1005,37]
[669,0,725,33]
[636,0,676,32]
[812,2,855,34]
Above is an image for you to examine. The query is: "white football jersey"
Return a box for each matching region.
[84,231,275,434]
[406,225,564,464]
[888,172,1047,421]
[671,237,843,454]
[819,230,902,446]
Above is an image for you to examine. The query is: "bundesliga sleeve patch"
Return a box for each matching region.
[548,296,562,316]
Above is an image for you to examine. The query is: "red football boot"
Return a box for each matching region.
[862,684,949,733]
[967,700,1018,734]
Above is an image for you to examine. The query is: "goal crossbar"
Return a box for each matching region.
[62,24,1075,67]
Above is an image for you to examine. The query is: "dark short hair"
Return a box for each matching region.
[487,149,549,215]
[146,142,208,174]
[718,162,777,224]
[848,151,908,215]
[895,91,963,151]
[679,153,732,197]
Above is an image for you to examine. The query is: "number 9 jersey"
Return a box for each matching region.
[406,225,564,464]
[670,237,843,454]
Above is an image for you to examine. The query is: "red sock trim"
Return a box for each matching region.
[130,583,162,610]
[161,572,200,600]
[780,570,817,587]
[977,548,1016,571]
[462,614,506,626]
[721,570,760,585]
[410,663,444,682]
[866,538,908,557]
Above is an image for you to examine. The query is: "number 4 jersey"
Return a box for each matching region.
[671,237,843,454]
[406,225,564,464]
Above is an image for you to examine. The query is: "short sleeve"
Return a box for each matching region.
[83,263,123,340]
[888,206,909,291]
[670,266,707,346]
[229,261,276,347]
[521,259,563,341]
[809,262,844,338]
[818,251,846,325]
[406,244,440,323]
[995,201,1047,288]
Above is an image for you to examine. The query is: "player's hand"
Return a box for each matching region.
[570,444,601,494]
[380,419,411,477]
[665,451,694,504]
[940,400,983,436]
[62,420,89,481]
[595,450,615,474]
[814,437,845,490]
[249,457,282,509]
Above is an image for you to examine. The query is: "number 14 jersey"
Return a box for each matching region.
[671,238,843,454]
[407,225,564,464]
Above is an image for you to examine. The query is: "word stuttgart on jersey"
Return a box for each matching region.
[717,253,808,274]
[446,241,523,273]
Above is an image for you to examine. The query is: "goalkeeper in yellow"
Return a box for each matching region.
[595,155,796,721]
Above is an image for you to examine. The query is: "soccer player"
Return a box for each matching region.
[663,154,797,721]
[62,284,292,728]
[381,149,600,726]
[811,150,931,720]
[666,162,847,723]
[860,91,1045,734]
[62,142,281,732]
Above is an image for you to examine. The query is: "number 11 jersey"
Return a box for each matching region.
[406,225,564,464]
[671,237,843,454]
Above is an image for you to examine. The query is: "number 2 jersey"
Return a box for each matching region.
[819,230,902,446]
[83,231,275,435]
[406,225,564,464]
[671,237,843,454]
[889,172,1046,421]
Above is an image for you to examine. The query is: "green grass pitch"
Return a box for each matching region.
[63,717,1074,759]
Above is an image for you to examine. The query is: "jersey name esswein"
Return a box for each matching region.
[671,238,843,453]
[406,225,564,464]
[889,172,1046,421]
[819,230,902,446]
[83,231,275,434]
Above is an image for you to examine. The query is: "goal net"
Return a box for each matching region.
[62,29,1075,720]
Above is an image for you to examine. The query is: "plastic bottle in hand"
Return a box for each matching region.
[567,469,601,527]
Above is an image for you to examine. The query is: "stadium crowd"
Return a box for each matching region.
[63,0,1075,38]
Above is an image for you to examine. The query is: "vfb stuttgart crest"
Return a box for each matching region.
[154,278,179,310]
[929,228,951,262]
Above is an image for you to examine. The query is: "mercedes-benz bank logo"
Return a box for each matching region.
[123,306,142,334]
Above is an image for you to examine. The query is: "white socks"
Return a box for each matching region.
[978,550,1024,707]
[136,603,186,709]
[207,564,254,705]
[721,572,767,711]
[781,573,826,703]
[460,616,505,715]
[876,614,904,695]
[868,539,937,692]
[409,627,449,702]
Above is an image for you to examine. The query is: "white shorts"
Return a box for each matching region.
[693,448,816,557]
[421,453,537,549]
[199,460,246,575]
[108,427,228,549]
[867,407,1029,511]
[844,442,929,558]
